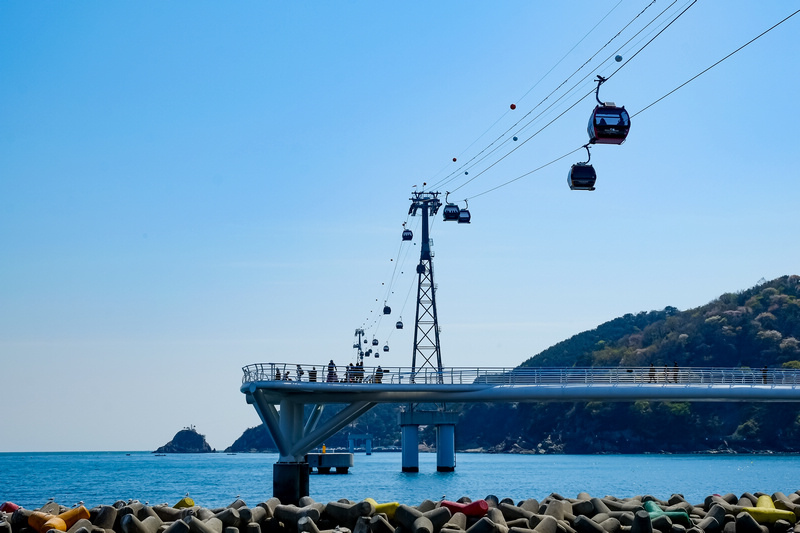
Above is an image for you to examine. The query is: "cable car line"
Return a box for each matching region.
[467,145,585,201]
[429,0,670,193]
[632,7,800,119]
[514,0,630,107]
[602,0,697,86]
[360,4,800,356]
[459,6,799,202]
[447,0,630,167]
[439,0,695,197]
[432,2,684,196]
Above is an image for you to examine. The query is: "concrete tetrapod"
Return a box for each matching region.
[643,501,692,527]
[323,501,375,530]
[28,506,90,533]
[363,499,399,520]
[739,495,796,525]
[441,501,489,519]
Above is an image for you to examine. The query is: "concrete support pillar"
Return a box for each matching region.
[401,424,419,472]
[273,462,309,505]
[436,424,455,472]
[365,438,372,455]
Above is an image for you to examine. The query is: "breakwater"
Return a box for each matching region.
[3,491,800,533]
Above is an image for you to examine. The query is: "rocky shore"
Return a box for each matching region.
[4,490,800,533]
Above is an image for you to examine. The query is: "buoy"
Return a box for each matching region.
[510,103,516,110]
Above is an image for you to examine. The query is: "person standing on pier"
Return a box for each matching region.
[375,365,383,384]
[309,367,317,382]
[327,360,338,382]
[296,365,305,382]
[648,363,655,383]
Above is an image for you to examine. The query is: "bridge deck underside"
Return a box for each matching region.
[242,381,800,404]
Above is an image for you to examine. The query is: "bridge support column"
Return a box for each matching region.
[436,424,455,472]
[273,462,309,504]
[399,408,458,472]
[401,424,419,472]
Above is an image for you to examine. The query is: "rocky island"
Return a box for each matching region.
[154,425,215,453]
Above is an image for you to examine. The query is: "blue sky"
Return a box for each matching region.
[1,2,799,452]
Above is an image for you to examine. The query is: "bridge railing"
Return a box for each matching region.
[242,363,800,388]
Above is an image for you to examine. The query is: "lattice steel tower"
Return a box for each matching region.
[408,191,444,381]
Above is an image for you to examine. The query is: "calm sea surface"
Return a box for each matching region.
[1,452,799,509]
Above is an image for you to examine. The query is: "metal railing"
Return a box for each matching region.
[242,363,800,388]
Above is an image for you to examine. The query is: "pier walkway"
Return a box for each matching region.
[242,363,800,403]
[240,363,800,503]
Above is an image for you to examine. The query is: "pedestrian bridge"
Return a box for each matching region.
[240,363,800,503]
[241,363,800,404]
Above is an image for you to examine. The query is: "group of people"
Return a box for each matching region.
[324,360,384,383]
[648,362,681,383]
[275,364,318,382]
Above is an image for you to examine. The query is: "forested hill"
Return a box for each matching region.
[522,275,800,370]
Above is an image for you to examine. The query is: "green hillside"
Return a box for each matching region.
[522,275,800,369]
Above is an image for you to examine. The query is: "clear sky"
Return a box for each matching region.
[1,2,799,452]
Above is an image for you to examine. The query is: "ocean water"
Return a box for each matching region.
[1,452,799,509]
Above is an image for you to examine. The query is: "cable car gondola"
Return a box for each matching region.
[458,200,471,224]
[383,344,389,353]
[442,203,460,221]
[372,338,379,346]
[383,305,391,315]
[402,229,413,241]
[396,318,403,329]
[587,75,630,145]
[568,145,596,191]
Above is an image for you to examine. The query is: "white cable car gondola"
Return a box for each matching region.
[587,75,630,145]
[568,145,597,191]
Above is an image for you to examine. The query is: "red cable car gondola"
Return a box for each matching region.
[587,76,630,145]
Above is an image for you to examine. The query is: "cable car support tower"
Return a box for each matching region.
[409,191,444,380]
[401,191,458,473]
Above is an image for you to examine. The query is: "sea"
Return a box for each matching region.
[1,452,799,510]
